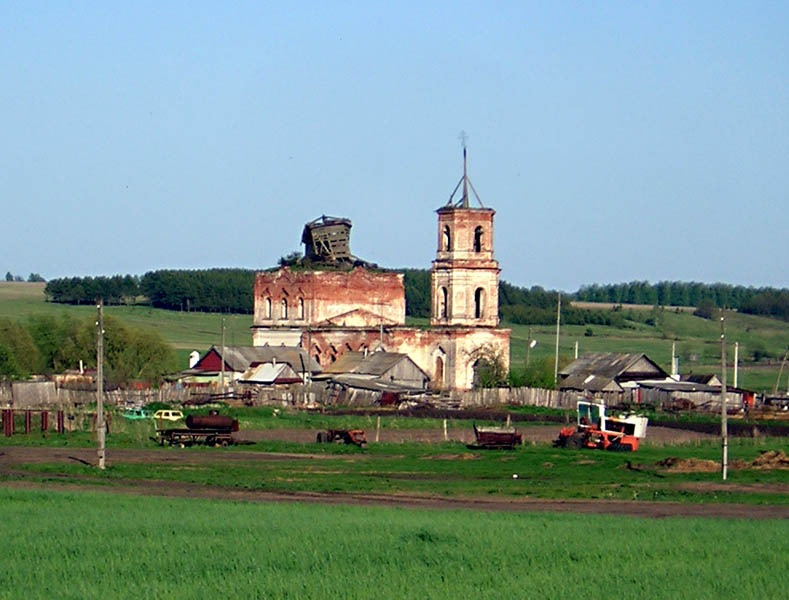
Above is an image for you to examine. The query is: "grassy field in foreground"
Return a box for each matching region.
[2,488,786,600]
[2,282,788,390]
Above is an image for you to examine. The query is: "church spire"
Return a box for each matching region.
[447,134,484,208]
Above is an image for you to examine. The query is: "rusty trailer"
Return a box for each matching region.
[154,413,239,447]
[468,424,522,449]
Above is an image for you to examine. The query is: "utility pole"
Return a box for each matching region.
[574,341,579,360]
[554,292,561,386]
[720,311,728,481]
[220,317,226,392]
[525,327,532,367]
[96,298,105,470]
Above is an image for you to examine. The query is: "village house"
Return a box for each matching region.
[317,350,430,391]
[558,352,671,394]
[251,152,510,390]
[180,345,321,387]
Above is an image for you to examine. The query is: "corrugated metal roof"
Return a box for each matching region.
[321,351,427,378]
[560,352,666,380]
[241,362,300,384]
[209,345,321,374]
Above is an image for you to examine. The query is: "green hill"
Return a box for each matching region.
[2,282,788,392]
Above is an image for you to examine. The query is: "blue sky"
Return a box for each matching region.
[1,1,787,291]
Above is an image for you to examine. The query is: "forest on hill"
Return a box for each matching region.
[42,269,789,323]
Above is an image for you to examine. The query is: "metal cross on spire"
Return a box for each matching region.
[447,131,484,208]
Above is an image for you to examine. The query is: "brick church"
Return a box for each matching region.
[251,152,510,390]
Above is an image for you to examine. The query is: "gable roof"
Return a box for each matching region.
[241,362,302,384]
[560,352,668,380]
[559,352,669,392]
[196,345,321,374]
[314,308,401,328]
[321,351,428,379]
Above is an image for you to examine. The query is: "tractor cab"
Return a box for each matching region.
[577,401,603,429]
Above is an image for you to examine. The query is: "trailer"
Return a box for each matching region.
[468,424,522,449]
[154,413,239,447]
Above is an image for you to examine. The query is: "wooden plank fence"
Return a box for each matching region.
[1,381,744,413]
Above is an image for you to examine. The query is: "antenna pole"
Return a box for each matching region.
[554,293,561,386]
[96,298,105,470]
[720,311,728,481]
[220,317,226,392]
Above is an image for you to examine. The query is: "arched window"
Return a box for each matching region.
[474,288,485,319]
[281,298,288,319]
[439,286,448,319]
[264,297,272,319]
[442,225,452,251]
[474,226,483,252]
[434,356,444,390]
[297,297,305,320]
[472,359,483,388]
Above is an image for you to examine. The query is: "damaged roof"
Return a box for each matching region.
[200,345,321,374]
[321,351,427,378]
[559,352,668,392]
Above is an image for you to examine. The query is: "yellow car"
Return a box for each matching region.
[153,410,184,422]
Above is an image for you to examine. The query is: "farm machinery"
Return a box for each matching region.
[554,400,648,452]
[315,429,367,447]
[154,413,239,447]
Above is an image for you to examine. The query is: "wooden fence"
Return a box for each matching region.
[1,381,743,413]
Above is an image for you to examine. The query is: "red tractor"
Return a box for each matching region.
[554,400,648,452]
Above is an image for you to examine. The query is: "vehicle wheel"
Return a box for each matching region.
[316,432,324,443]
[607,440,625,451]
[566,432,586,449]
[221,440,229,447]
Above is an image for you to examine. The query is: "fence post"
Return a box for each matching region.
[24,410,31,434]
[56,410,64,434]
[41,410,48,432]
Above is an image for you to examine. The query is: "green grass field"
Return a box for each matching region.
[5,423,788,506]
[2,282,788,390]
[2,487,786,600]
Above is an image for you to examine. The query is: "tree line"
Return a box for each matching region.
[5,272,45,282]
[43,269,789,322]
[577,281,789,322]
[44,270,255,313]
[0,315,175,384]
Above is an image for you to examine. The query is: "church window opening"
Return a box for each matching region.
[439,287,448,319]
[474,226,483,252]
[474,288,485,319]
[442,226,452,251]
[281,298,288,319]
[297,297,305,320]
[264,297,272,319]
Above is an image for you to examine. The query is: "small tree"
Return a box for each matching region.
[27,273,46,282]
[5,272,13,282]
[694,298,717,320]
[469,345,508,388]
